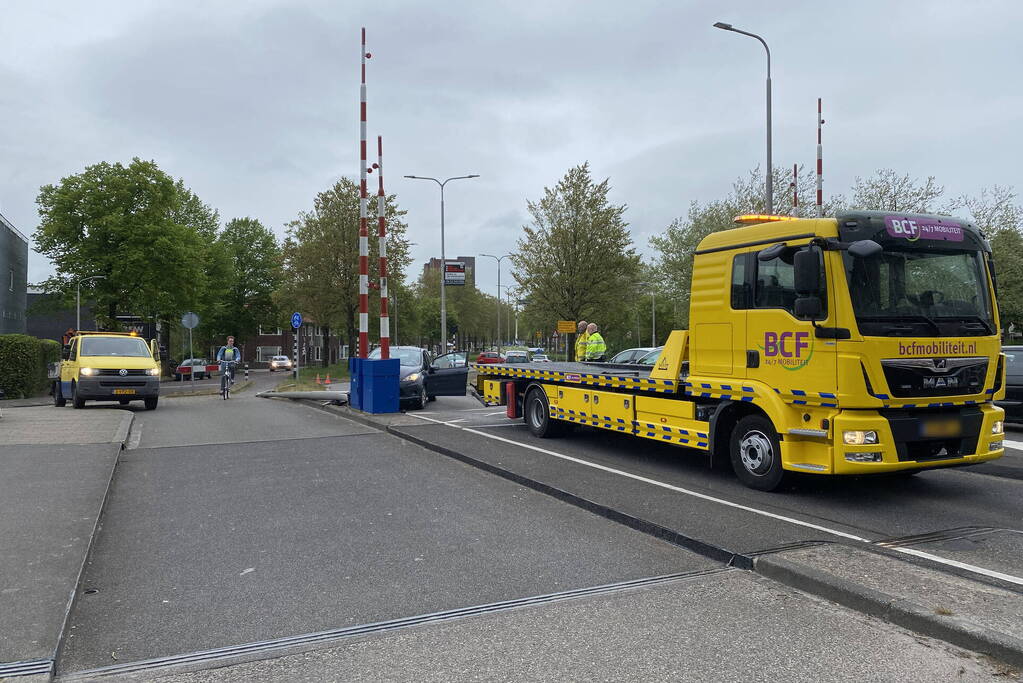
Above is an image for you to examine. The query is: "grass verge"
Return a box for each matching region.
[274,363,351,392]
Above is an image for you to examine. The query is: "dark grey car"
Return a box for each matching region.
[997,345,1023,422]
[368,346,468,410]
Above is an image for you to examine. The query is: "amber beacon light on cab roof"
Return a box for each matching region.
[473,211,1005,491]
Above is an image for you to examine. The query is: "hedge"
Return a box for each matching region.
[0,334,61,399]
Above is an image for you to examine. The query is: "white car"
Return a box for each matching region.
[532,354,552,362]
[269,355,293,371]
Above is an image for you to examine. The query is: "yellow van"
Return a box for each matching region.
[54,332,162,410]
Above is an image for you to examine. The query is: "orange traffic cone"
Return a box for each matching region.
[315,374,321,384]
[325,374,332,386]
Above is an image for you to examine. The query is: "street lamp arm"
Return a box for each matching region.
[713,22,770,76]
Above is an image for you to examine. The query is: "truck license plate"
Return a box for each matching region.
[113,389,136,395]
[921,418,960,438]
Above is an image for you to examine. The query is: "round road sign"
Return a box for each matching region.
[292,312,303,329]
[181,312,199,329]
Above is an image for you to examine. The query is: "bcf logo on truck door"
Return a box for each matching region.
[763,331,813,370]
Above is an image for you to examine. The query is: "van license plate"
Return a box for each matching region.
[113,389,136,395]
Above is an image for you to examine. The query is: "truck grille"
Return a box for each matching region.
[880,357,987,398]
[97,368,149,376]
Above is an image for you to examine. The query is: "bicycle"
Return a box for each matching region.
[220,361,237,399]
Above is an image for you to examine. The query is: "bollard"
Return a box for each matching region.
[244,363,249,380]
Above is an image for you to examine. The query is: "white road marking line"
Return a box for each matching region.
[476,423,525,428]
[458,407,496,412]
[1002,438,1023,451]
[892,547,1023,586]
[409,413,1023,586]
[485,411,507,416]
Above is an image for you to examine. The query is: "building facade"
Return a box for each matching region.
[0,212,28,334]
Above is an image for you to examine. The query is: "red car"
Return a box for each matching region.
[476,351,505,364]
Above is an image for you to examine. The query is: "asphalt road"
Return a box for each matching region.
[47,379,1023,680]
[396,396,1023,578]
[56,373,707,673]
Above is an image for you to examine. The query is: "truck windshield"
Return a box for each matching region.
[843,247,994,337]
[80,337,151,357]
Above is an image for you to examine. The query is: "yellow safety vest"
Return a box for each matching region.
[586,333,606,359]
[575,332,589,361]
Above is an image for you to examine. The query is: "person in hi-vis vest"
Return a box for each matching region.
[216,335,242,368]
[574,320,589,362]
[584,323,607,362]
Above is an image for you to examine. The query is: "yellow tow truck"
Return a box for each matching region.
[52,331,162,410]
[473,211,1006,490]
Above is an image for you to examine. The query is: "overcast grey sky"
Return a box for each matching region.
[2,0,1021,297]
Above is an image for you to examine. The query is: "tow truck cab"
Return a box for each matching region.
[54,331,162,410]
[690,210,1004,476]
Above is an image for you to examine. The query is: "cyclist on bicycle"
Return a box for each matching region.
[216,336,242,398]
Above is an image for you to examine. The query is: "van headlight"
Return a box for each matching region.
[80,367,98,376]
[991,420,1004,435]
[147,367,161,376]
[843,430,878,445]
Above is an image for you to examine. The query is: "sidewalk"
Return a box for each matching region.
[0,406,132,680]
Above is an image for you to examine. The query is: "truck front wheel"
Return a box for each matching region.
[730,414,788,491]
[524,387,570,438]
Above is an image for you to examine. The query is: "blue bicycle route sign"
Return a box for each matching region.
[291,312,302,329]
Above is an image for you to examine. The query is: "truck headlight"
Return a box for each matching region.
[80,367,98,376]
[992,420,1004,435]
[147,367,161,376]
[843,430,878,445]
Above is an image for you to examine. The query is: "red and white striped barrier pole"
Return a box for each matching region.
[358,28,370,358]
[791,163,798,215]
[377,135,389,359]
[816,97,823,218]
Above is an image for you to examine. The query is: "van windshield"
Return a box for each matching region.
[81,337,151,357]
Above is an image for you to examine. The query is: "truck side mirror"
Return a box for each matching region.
[848,240,883,258]
[793,249,821,296]
[794,296,823,319]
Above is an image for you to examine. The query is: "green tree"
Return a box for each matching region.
[849,169,944,212]
[205,218,282,344]
[649,166,843,327]
[280,178,411,364]
[512,162,641,359]
[34,158,208,329]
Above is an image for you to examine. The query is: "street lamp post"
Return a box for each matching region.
[637,282,656,347]
[713,21,773,214]
[404,174,480,351]
[76,275,105,331]
[480,253,512,354]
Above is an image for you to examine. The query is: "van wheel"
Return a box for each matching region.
[524,387,570,438]
[53,382,67,407]
[144,397,158,411]
[72,382,85,409]
[730,414,788,491]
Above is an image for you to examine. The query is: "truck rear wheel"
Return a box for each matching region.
[524,387,570,438]
[730,414,788,491]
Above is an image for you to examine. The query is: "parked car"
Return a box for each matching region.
[609,347,658,364]
[532,354,552,362]
[174,358,209,381]
[268,355,293,372]
[368,346,468,409]
[504,350,530,364]
[635,347,664,366]
[476,351,505,364]
[997,345,1023,422]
